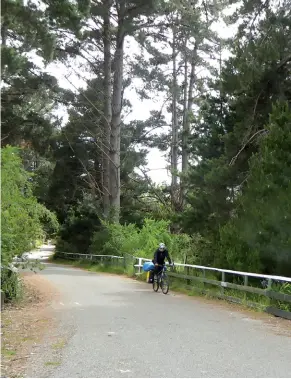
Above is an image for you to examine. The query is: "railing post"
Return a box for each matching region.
[1,289,5,311]
[186,266,190,286]
[138,258,142,274]
[266,278,273,305]
[221,271,226,295]
[201,269,206,292]
[221,271,225,282]
[244,275,248,286]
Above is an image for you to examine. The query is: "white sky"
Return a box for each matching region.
[43,5,238,185]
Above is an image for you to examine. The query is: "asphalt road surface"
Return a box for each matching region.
[25,261,291,378]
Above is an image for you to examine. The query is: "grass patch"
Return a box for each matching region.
[2,349,16,357]
[52,339,66,350]
[39,319,49,323]
[135,271,147,282]
[44,361,61,367]
[3,318,13,326]
[22,337,34,342]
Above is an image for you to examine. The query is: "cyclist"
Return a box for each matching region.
[152,243,172,277]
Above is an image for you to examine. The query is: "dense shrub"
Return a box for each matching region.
[1,146,59,300]
[90,218,198,262]
[55,195,102,255]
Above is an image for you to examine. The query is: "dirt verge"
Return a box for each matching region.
[1,272,59,378]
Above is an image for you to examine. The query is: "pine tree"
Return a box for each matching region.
[131,0,223,211]
[1,0,58,152]
[180,0,291,267]
[45,0,160,221]
[220,103,291,275]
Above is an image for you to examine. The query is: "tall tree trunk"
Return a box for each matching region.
[180,41,198,207]
[185,42,198,171]
[1,18,7,46]
[171,26,179,210]
[1,3,8,47]
[181,36,188,207]
[102,0,112,219]
[219,39,223,127]
[110,2,125,222]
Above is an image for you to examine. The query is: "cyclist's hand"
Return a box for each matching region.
[155,263,159,267]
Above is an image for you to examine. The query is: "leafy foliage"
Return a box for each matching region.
[1,0,62,152]
[220,103,291,276]
[55,194,102,255]
[179,1,291,275]
[90,218,198,264]
[1,146,59,298]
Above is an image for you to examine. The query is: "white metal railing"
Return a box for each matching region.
[58,252,291,283]
[133,257,291,283]
[62,253,123,260]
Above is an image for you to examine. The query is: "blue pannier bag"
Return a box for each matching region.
[143,261,154,272]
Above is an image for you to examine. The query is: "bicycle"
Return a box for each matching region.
[152,263,174,294]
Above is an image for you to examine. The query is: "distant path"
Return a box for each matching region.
[20,244,55,261]
[24,259,291,378]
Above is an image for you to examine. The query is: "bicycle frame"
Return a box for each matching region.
[155,263,173,281]
[152,263,174,294]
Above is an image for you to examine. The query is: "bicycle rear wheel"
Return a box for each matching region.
[153,274,159,292]
[161,275,169,294]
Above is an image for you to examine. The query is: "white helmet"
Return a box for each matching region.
[159,243,165,250]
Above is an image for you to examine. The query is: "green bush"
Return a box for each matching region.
[1,146,59,300]
[1,268,21,301]
[90,218,198,263]
[56,196,102,255]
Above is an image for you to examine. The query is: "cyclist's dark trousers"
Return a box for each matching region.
[153,265,163,277]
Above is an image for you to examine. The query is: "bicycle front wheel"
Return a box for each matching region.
[153,275,159,292]
[161,276,169,294]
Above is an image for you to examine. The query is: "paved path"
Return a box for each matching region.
[13,244,55,263]
[25,262,291,378]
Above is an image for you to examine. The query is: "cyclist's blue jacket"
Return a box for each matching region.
[153,249,172,265]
